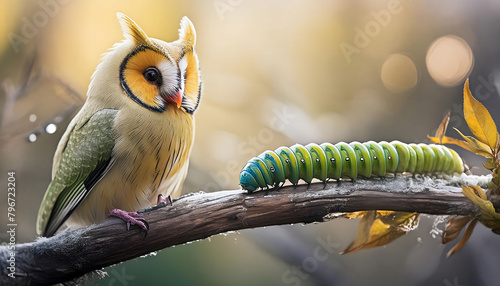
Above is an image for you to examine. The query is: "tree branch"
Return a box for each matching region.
[1,175,498,285]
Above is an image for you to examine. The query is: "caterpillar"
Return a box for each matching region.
[239,141,464,192]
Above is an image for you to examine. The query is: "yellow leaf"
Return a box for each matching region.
[492,168,500,194]
[342,211,368,219]
[372,210,396,216]
[469,185,487,200]
[462,186,488,206]
[455,128,494,157]
[427,136,440,144]
[343,210,395,219]
[446,219,477,258]
[433,112,451,143]
[428,134,471,152]
[497,133,500,154]
[341,210,376,254]
[341,211,419,254]
[442,216,472,244]
[463,79,498,151]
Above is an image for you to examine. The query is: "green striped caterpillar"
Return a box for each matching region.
[239,141,464,192]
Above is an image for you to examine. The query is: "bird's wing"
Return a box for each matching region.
[36,109,118,237]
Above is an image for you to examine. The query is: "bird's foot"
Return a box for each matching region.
[108,209,149,233]
[157,194,173,206]
[136,195,173,214]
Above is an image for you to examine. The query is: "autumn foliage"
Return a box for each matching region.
[342,79,500,255]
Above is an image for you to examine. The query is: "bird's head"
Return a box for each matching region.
[89,13,201,114]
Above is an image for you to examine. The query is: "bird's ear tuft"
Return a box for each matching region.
[178,16,196,47]
[117,12,151,46]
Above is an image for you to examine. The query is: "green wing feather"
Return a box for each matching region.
[36,109,118,237]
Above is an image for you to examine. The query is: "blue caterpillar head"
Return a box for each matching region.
[239,170,259,192]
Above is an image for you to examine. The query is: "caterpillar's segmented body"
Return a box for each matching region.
[239,141,464,192]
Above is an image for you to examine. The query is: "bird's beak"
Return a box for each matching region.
[164,90,183,108]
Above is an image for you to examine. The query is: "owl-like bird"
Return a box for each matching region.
[36,13,201,237]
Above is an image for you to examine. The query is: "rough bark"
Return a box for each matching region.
[1,175,498,285]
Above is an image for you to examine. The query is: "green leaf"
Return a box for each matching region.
[483,158,496,171]
[462,185,500,231]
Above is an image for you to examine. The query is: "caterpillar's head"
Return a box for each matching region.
[239,169,259,192]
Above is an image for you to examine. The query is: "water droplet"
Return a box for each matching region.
[28,134,37,142]
[300,159,305,163]
[46,123,57,134]
[316,158,320,162]
[345,157,350,161]
[388,156,392,160]
[29,114,37,122]
[270,167,275,172]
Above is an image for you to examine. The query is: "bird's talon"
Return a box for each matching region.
[142,219,149,231]
[109,209,149,234]
[157,194,173,206]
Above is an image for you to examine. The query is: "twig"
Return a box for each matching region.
[0,175,497,285]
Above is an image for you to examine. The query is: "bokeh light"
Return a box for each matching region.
[45,123,57,134]
[29,114,37,122]
[380,54,418,93]
[426,35,474,87]
[28,133,37,142]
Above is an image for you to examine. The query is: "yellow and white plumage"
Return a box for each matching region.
[36,13,201,236]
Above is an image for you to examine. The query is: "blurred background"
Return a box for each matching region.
[1,0,500,285]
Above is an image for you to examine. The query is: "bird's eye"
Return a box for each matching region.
[143,67,162,85]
